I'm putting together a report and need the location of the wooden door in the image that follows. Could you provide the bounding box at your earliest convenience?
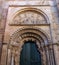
[20,41,41,65]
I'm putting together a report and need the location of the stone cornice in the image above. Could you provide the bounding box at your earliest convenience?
[9,24,50,26]
[3,1,50,8]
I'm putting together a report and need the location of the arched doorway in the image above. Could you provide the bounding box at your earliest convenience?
[6,8,51,65]
[20,41,41,65]
[8,27,50,65]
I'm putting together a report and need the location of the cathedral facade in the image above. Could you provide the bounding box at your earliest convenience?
[0,0,59,65]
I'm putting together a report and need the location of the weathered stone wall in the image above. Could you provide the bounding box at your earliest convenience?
[0,0,59,65]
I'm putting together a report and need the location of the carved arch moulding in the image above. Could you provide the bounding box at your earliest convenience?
[7,27,51,65]
[9,8,50,26]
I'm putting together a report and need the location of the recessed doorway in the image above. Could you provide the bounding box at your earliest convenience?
[20,41,42,65]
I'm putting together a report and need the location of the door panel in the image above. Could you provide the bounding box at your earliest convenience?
[20,41,41,65]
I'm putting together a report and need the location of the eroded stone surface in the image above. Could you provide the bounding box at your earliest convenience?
[0,0,59,65]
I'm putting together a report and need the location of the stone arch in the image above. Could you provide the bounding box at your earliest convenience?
[10,27,50,43]
[9,8,49,25]
[7,27,51,65]
[13,7,49,23]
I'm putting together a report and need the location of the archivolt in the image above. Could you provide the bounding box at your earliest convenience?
[10,27,51,45]
[9,27,50,65]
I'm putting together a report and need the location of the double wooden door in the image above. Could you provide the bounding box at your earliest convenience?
[20,41,41,65]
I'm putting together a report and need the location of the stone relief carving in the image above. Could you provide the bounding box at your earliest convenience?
[9,11,47,25]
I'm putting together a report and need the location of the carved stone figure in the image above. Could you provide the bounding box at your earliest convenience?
[9,11,47,25]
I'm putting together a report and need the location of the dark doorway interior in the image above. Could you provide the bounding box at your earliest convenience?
[20,41,41,65]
